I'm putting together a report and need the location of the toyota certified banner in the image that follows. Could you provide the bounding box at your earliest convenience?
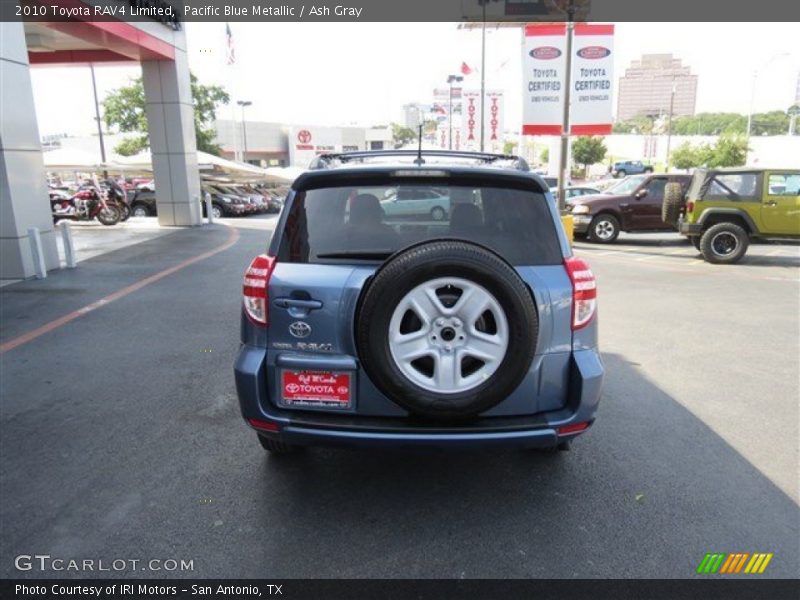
[522,23,614,136]
[522,24,568,135]
[570,23,615,134]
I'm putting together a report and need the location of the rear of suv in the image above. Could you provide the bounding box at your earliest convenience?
[667,168,800,263]
[234,151,604,454]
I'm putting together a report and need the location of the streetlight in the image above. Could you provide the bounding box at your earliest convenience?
[446,74,463,150]
[237,100,252,163]
[746,53,789,155]
[665,81,676,172]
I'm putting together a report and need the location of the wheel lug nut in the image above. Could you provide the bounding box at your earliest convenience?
[436,318,444,326]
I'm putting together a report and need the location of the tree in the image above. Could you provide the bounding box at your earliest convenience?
[540,147,549,164]
[503,141,517,155]
[103,73,230,156]
[670,142,705,171]
[707,133,748,168]
[572,136,607,175]
[390,123,417,148]
[613,114,656,134]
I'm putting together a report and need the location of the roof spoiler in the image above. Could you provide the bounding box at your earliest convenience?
[308,150,531,173]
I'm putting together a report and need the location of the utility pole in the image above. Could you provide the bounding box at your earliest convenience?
[480,0,486,151]
[665,82,676,172]
[237,100,252,162]
[447,74,463,150]
[557,1,576,213]
[89,64,107,176]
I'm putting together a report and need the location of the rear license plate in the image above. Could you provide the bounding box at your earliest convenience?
[280,370,353,410]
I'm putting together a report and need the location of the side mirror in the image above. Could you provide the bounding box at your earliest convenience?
[635,189,648,199]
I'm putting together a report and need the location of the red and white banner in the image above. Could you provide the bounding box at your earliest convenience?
[522,23,567,136]
[460,90,505,151]
[569,23,614,135]
[522,23,614,137]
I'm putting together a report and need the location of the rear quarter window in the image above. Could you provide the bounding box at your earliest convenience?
[277,182,562,266]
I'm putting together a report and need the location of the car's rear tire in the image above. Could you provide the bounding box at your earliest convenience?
[430,206,446,221]
[616,169,626,178]
[699,222,749,264]
[131,204,150,217]
[356,241,538,420]
[661,182,684,226]
[587,213,620,243]
[257,435,302,455]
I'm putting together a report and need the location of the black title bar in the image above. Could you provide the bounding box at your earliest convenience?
[3,0,800,23]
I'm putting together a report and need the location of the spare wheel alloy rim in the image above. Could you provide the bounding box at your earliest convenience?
[388,277,509,394]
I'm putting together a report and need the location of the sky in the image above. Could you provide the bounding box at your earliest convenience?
[30,22,800,137]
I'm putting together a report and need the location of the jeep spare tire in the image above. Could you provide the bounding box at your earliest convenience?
[661,181,685,226]
[356,241,538,419]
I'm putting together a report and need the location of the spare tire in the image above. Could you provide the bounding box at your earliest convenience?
[355,241,538,419]
[661,181,685,226]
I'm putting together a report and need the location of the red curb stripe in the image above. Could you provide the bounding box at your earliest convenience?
[0,225,240,355]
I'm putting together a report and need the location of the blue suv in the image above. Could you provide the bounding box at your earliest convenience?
[234,150,603,454]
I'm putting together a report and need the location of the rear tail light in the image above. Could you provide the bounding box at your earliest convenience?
[248,418,281,432]
[557,421,591,436]
[686,201,694,214]
[243,254,276,326]
[564,256,597,330]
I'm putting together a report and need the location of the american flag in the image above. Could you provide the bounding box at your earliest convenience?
[225,23,235,65]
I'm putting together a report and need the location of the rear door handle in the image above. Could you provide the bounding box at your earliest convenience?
[764,201,778,207]
[273,297,323,318]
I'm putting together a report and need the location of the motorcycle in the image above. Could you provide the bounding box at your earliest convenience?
[103,178,131,222]
[52,178,121,226]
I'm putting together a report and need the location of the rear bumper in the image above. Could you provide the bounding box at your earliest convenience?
[678,218,702,235]
[234,345,603,449]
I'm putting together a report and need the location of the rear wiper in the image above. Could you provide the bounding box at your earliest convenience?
[316,251,394,260]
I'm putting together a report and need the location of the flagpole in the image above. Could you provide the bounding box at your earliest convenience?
[225,22,240,161]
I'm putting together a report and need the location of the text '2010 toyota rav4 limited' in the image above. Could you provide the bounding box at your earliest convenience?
[234,150,603,454]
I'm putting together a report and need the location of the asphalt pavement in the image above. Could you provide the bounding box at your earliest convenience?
[1,220,798,578]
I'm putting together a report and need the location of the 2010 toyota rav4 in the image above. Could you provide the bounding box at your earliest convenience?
[234,150,603,454]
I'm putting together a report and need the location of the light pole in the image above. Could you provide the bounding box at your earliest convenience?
[479,0,486,151]
[557,1,576,213]
[665,81,676,172]
[237,100,252,162]
[746,53,789,159]
[447,74,463,150]
[89,64,107,176]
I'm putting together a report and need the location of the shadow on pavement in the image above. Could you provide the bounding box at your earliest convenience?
[240,353,799,578]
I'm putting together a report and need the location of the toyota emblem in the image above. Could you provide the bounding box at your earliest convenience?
[297,129,312,144]
[289,321,312,338]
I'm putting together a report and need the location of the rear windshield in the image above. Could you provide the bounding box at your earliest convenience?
[277,183,562,266]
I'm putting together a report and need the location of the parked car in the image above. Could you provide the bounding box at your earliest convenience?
[129,188,249,219]
[570,173,692,242]
[667,168,800,264]
[234,149,603,454]
[611,160,653,178]
[380,187,451,221]
[564,186,601,205]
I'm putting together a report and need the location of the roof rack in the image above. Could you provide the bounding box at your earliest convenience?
[308,150,531,172]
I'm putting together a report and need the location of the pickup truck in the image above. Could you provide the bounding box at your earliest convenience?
[612,160,653,178]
